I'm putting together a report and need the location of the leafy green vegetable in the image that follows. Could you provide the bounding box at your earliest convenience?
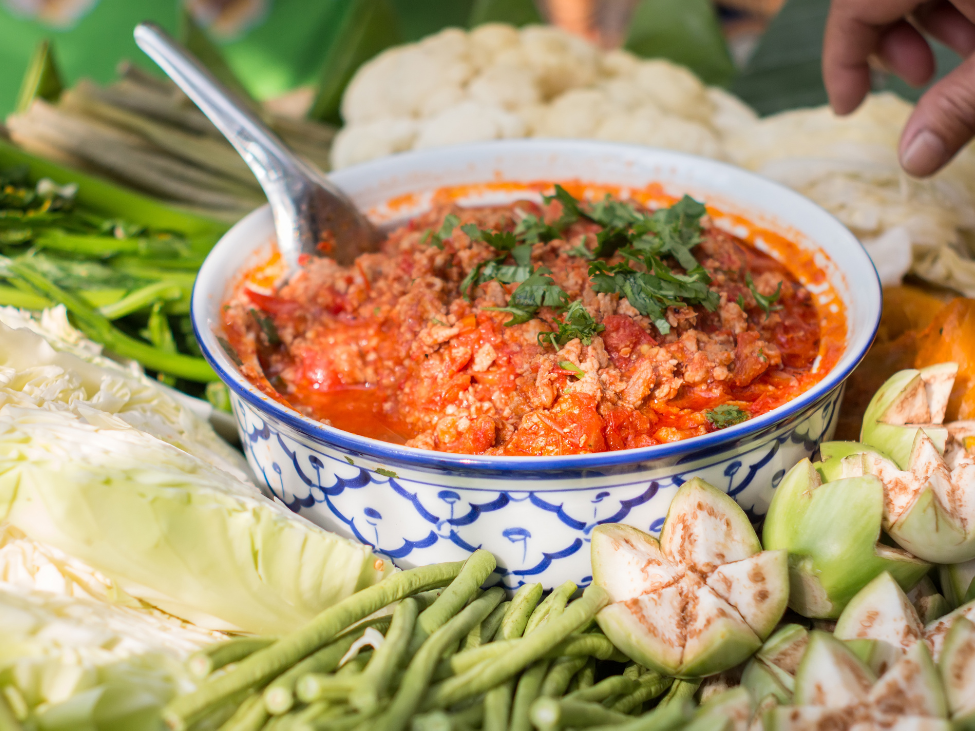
[558,361,586,379]
[422,213,461,250]
[745,273,783,317]
[0,320,393,635]
[706,404,749,429]
[538,301,605,349]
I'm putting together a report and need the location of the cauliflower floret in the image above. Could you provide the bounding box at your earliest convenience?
[413,101,527,150]
[340,30,474,124]
[330,118,418,169]
[594,106,724,159]
[519,24,600,99]
[532,89,614,139]
[468,23,522,69]
[468,62,541,111]
[629,59,713,126]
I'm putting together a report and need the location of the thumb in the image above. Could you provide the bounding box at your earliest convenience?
[900,51,975,177]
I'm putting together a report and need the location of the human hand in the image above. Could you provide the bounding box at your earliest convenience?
[823,0,975,176]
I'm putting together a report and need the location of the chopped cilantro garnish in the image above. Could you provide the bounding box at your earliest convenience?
[344,456,355,465]
[736,293,746,310]
[566,238,595,260]
[538,300,605,349]
[485,266,569,326]
[514,213,562,244]
[249,308,280,345]
[745,273,783,317]
[217,336,244,367]
[543,184,591,229]
[421,213,460,250]
[706,404,749,429]
[375,467,398,478]
[558,361,586,379]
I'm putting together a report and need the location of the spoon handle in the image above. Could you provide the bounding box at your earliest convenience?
[134,22,308,193]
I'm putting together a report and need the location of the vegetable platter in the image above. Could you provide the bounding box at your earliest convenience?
[2,288,975,731]
[8,9,975,731]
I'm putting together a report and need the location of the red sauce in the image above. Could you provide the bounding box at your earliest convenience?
[224,184,845,456]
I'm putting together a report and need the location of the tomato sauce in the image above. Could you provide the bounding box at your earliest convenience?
[223,184,845,456]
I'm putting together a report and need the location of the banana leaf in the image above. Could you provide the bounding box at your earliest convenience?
[624,0,736,86]
[14,39,63,114]
[732,0,961,116]
[307,0,403,124]
[0,138,228,244]
[468,0,542,28]
[178,8,261,112]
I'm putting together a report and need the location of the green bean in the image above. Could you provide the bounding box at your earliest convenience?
[540,657,588,698]
[287,701,344,729]
[586,700,695,731]
[292,709,369,731]
[411,711,452,731]
[510,660,550,731]
[189,637,277,679]
[524,581,576,635]
[623,663,642,680]
[163,561,464,731]
[297,675,358,704]
[610,673,673,714]
[423,586,610,710]
[568,675,638,704]
[408,550,497,655]
[216,693,267,731]
[370,587,505,731]
[350,598,419,712]
[681,714,733,731]
[658,679,701,709]
[98,281,182,319]
[263,617,391,715]
[576,657,596,690]
[482,682,513,731]
[496,584,543,641]
[451,630,624,674]
[529,698,630,730]
[460,601,509,651]
[0,691,22,731]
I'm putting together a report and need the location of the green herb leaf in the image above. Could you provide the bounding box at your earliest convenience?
[538,300,605,349]
[483,303,536,326]
[557,360,586,379]
[422,213,460,250]
[706,404,749,429]
[375,467,398,479]
[566,240,595,260]
[514,213,561,245]
[746,273,783,317]
[344,456,355,465]
[543,184,592,229]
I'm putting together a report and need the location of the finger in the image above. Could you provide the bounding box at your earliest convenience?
[913,0,975,56]
[823,0,924,114]
[900,51,975,176]
[876,20,936,87]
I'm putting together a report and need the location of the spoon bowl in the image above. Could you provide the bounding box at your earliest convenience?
[133,22,379,271]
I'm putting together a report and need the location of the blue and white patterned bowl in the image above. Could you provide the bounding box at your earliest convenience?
[192,140,880,590]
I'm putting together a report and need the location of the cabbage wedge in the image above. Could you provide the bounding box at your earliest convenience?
[0,319,392,634]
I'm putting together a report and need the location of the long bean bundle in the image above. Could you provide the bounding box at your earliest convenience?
[158,552,722,731]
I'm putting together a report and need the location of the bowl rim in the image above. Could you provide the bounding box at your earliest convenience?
[192,139,881,472]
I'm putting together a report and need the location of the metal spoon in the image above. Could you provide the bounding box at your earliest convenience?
[133,22,379,272]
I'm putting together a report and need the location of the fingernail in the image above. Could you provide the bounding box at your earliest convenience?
[901,129,947,177]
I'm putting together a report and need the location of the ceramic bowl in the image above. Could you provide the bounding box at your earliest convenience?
[192,140,880,590]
